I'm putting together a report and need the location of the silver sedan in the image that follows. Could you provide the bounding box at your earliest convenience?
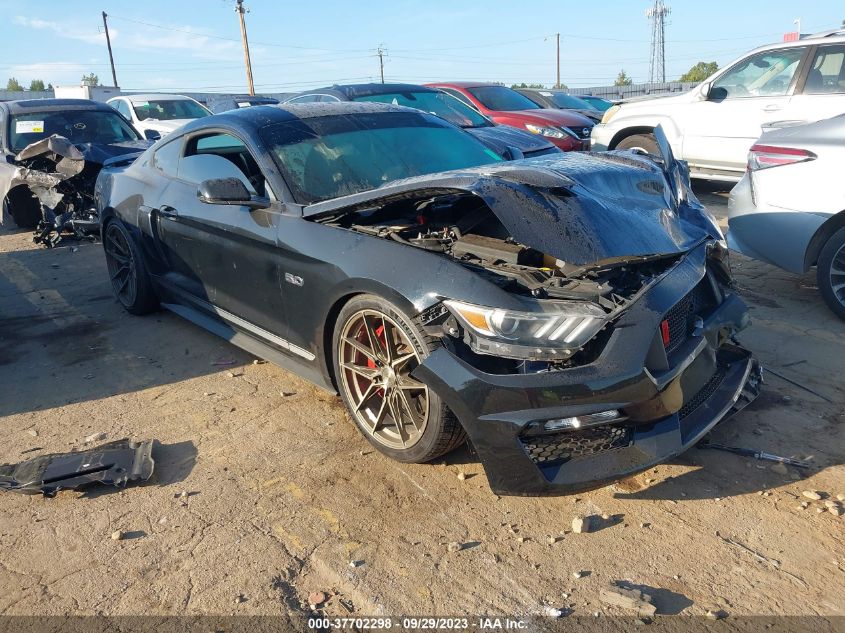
[728,115,845,319]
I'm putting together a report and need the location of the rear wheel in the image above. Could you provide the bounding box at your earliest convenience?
[103,220,158,315]
[817,226,845,320]
[332,295,465,463]
[616,133,659,156]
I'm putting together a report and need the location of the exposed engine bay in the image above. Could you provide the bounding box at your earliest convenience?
[325,192,686,312]
[2,135,145,248]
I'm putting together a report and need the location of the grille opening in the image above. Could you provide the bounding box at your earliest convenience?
[663,279,716,355]
[519,424,632,466]
[678,367,727,420]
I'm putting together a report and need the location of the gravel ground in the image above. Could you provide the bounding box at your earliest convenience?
[0,184,843,623]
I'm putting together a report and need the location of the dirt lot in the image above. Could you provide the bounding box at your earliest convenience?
[0,185,843,624]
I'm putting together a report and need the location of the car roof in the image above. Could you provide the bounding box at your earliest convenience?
[117,93,197,103]
[426,81,500,89]
[302,83,438,100]
[177,101,421,134]
[740,30,845,57]
[1,98,114,115]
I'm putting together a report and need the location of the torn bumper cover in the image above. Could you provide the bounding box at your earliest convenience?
[413,244,761,496]
[0,439,154,497]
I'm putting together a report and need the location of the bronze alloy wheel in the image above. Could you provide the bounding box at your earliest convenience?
[338,309,429,450]
[104,222,138,308]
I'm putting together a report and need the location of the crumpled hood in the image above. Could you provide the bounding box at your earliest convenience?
[71,139,152,165]
[466,124,557,155]
[305,149,719,268]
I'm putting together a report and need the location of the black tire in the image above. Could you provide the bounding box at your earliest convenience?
[4,190,41,229]
[616,133,659,156]
[103,219,159,315]
[816,226,845,320]
[332,294,466,463]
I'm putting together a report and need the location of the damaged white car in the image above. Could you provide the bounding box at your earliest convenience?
[0,98,151,247]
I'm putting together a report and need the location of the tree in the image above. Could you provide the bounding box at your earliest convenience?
[679,61,719,82]
[6,77,24,91]
[29,79,46,91]
[81,73,100,86]
[614,70,633,87]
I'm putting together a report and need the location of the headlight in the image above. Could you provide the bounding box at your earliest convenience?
[444,299,608,361]
[600,105,621,124]
[524,123,579,140]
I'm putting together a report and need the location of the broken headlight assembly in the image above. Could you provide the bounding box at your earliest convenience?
[444,299,608,361]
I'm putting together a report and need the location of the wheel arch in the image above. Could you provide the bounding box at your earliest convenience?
[608,126,656,150]
[318,281,422,392]
[804,209,845,271]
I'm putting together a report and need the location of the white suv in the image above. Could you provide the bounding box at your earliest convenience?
[591,30,845,181]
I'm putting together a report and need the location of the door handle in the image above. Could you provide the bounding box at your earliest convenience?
[762,104,781,112]
[159,205,179,219]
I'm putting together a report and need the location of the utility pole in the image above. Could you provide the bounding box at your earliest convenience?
[555,33,560,89]
[377,47,385,84]
[235,0,255,95]
[102,11,118,88]
[646,1,671,83]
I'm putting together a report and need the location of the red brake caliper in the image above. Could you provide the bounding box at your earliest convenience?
[363,324,387,396]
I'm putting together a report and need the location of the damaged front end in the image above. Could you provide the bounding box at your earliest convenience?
[4,135,145,248]
[312,127,761,495]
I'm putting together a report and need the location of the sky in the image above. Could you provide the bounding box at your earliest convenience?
[0,0,842,94]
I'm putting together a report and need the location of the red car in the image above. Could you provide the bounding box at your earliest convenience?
[426,82,593,152]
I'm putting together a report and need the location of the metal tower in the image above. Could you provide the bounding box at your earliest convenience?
[646,1,671,83]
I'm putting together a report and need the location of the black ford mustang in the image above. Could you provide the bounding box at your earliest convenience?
[95,102,761,495]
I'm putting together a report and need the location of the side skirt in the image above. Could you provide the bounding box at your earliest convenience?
[161,301,336,394]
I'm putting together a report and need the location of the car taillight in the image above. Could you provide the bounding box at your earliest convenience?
[747,144,816,171]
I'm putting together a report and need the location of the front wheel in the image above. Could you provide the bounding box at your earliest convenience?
[616,133,659,156]
[103,220,159,315]
[817,226,845,320]
[332,295,465,463]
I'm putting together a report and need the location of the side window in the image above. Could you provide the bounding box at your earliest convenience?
[712,48,805,98]
[180,132,262,195]
[151,138,182,176]
[441,88,478,110]
[804,45,845,94]
[114,100,132,120]
[286,95,319,104]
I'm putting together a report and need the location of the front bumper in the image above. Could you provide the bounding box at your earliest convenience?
[413,246,761,495]
[590,123,612,151]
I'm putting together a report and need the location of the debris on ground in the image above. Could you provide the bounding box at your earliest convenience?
[572,515,594,533]
[447,542,463,552]
[0,439,154,497]
[308,591,328,607]
[599,584,657,618]
[572,571,585,579]
[349,560,364,568]
[110,530,123,541]
[706,609,727,620]
[802,490,823,500]
[84,432,108,443]
[698,441,811,469]
[27,429,38,437]
[234,594,246,604]
[457,471,466,481]
[542,606,563,618]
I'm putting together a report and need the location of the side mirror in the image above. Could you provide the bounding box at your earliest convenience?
[144,129,161,141]
[198,178,266,208]
[698,82,712,100]
[502,146,525,161]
